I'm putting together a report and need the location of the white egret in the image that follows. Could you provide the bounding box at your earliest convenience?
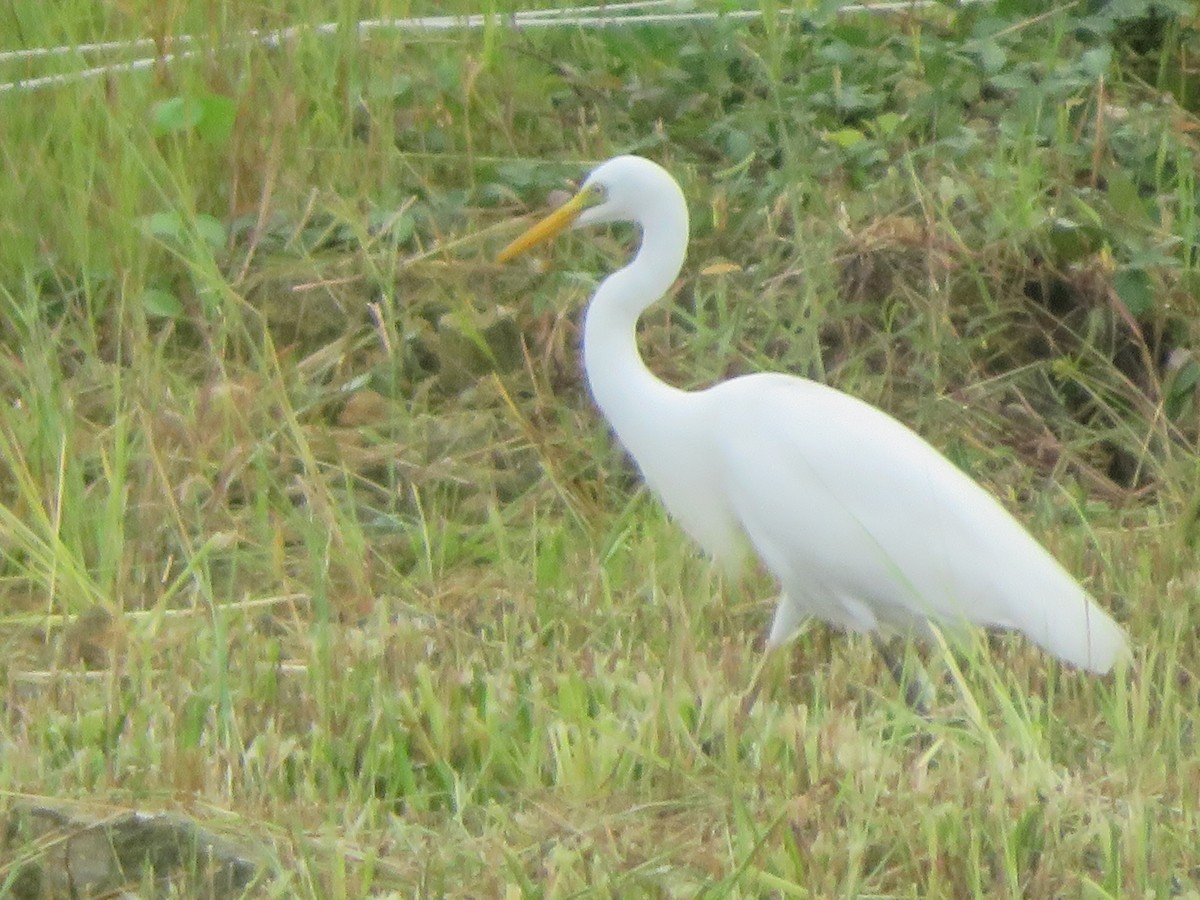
[497,155,1129,677]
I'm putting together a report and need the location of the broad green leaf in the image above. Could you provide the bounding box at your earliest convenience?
[975,39,1008,75]
[196,93,236,145]
[152,93,235,144]
[1106,171,1150,222]
[142,287,183,318]
[872,112,903,137]
[139,211,187,242]
[1114,267,1153,317]
[194,214,228,250]
[152,96,202,134]
[1079,45,1112,79]
[824,128,866,149]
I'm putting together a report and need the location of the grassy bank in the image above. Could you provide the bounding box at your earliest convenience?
[2,1,1199,896]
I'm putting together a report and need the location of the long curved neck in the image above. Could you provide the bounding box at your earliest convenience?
[582,196,690,446]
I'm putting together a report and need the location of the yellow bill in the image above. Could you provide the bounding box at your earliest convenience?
[496,187,594,263]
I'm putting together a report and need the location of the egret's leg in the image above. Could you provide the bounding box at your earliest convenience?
[767,593,805,647]
[874,636,934,716]
[738,595,794,717]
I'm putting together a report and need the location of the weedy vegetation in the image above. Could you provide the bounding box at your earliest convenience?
[1,0,1199,896]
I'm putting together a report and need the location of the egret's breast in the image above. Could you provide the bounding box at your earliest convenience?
[637,448,745,568]
[611,394,746,569]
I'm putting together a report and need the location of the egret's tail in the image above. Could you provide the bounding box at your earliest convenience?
[1029,598,1130,674]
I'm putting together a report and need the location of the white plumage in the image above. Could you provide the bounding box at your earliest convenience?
[499,154,1129,674]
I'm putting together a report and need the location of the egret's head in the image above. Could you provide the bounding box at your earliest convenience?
[496,155,672,263]
[574,155,673,227]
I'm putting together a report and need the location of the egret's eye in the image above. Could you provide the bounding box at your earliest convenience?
[582,184,607,208]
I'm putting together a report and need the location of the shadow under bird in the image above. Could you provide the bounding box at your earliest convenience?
[497,154,1129,681]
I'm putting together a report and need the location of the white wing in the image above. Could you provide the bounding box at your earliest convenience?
[701,372,1127,673]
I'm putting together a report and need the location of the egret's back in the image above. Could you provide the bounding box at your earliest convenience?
[701,373,1128,673]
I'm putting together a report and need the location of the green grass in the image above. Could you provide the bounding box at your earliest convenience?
[2,0,1199,896]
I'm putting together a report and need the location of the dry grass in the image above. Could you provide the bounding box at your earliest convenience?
[2,1,1200,897]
